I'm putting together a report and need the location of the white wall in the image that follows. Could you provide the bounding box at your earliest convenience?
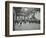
[0,0,46,38]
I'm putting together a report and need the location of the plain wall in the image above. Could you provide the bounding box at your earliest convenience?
[0,0,46,38]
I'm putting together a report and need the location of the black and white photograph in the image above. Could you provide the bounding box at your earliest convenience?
[13,7,40,31]
[5,1,45,37]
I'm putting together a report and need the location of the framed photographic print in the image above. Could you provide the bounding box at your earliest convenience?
[5,1,45,37]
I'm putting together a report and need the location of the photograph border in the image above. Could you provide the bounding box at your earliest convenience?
[5,1,45,37]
